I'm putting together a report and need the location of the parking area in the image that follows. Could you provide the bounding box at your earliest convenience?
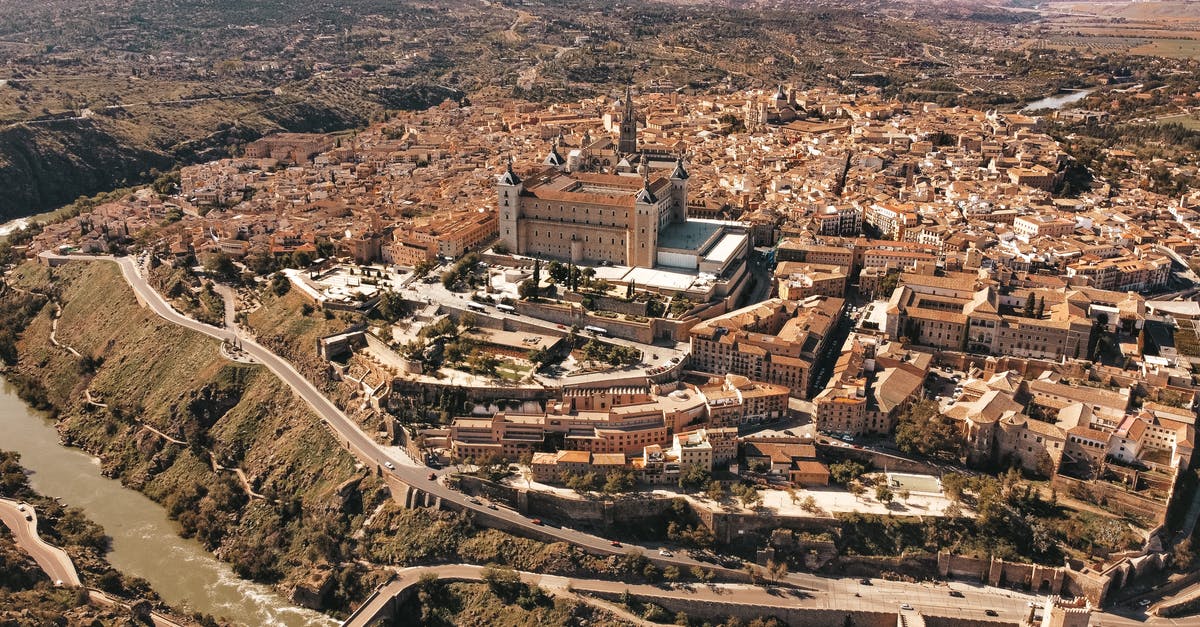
[926,366,966,406]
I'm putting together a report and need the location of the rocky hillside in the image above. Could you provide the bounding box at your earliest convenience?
[5,260,390,614]
[0,99,361,221]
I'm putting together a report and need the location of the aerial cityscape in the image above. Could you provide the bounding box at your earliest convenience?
[2,0,1200,626]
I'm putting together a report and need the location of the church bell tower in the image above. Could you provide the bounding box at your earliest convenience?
[618,87,638,155]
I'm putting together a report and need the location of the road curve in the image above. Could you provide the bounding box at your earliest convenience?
[0,497,81,586]
[36,254,1173,626]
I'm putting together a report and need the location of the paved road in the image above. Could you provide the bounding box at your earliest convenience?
[38,253,1183,626]
[0,497,187,627]
[0,497,80,586]
[344,563,1182,627]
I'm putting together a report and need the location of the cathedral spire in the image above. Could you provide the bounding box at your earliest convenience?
[618,86,638,155]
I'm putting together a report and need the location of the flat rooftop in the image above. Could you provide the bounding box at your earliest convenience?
[657,219,722,252]
[704,232,747,265]
[622,266,704,291]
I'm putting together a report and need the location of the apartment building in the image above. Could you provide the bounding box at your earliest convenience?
[884,284,1092,361]
[812,335,929,436]
[1013,214,1075,241]
[689,296,845,399]
[774,261,848,299]
[699,374,790,426]
[1065,254,1171,293]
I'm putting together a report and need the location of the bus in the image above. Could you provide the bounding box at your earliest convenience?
[466,301,488,312]
[495,303,516,313]
[583,325,608,336]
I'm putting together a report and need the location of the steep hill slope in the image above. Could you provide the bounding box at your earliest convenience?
[6,260,388,613]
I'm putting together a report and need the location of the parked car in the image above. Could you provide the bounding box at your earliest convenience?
[611,541,622,547]
[985,610,998,616]
[383,461,395,470]
[427,472,437,480]
[531,518,543,525]
[900,603,914,611]
[949,590,964,598]
[659,549,673,557]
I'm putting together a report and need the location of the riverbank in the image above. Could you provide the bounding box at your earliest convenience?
[0,449,198,624]
[1022,87,1098,112]
[1,259,388,623]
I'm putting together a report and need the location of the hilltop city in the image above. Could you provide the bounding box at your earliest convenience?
[3,1,1200,626]
[6,77,1200,625]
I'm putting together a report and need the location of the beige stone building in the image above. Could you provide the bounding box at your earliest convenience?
[689,297,845,399]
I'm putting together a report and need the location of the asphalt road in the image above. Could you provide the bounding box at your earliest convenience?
[344,562,1180,627]
[40,253,1185,626]
[0,497,81,586]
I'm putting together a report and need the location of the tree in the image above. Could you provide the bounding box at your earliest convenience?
[678,464,710,491]
[1174,537,1196,571]
[518,278,539,300]
[604,469,636,494]
[1022,295,1035,318]
[546,261,565,283]
[663,565,681,582]
[894,399,963,460]
[875,483,894,505]
[766,559,789,581]
[566,471,598,496]
[705,480,727,503]
[944,502,963,518]
[941,472,967,503]
[480,564,523,602]
[735,484,763,510]
[376,290,408,322]
[848,481,866,501]
[878,270,901,296]
[528,346,553,369]
[1034,296,1045,318]
[897,489,911,503]
[829,460,866,485]
[204,253,238,282]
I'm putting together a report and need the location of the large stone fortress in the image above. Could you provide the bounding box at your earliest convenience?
[497,92,748,274]
[496,159,688,268]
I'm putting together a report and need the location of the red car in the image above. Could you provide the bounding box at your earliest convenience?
[427,472,436,480]
[610,541,622,547]
[531,518,543,525]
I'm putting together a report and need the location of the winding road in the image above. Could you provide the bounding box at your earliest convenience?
[0,497,80,586]
[34,253,1186,627]
[0,498,188,627]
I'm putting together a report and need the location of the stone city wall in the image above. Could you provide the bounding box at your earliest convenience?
[586,589,897,627]
[1051,473,1169,525]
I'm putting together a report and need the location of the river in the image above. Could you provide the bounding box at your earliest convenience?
[0,376,339,627]
[1021,88,1096,112]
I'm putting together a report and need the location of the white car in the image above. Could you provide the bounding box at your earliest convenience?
[659,549,673,557]
[900,603,914,610]
[383,461,395,470]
